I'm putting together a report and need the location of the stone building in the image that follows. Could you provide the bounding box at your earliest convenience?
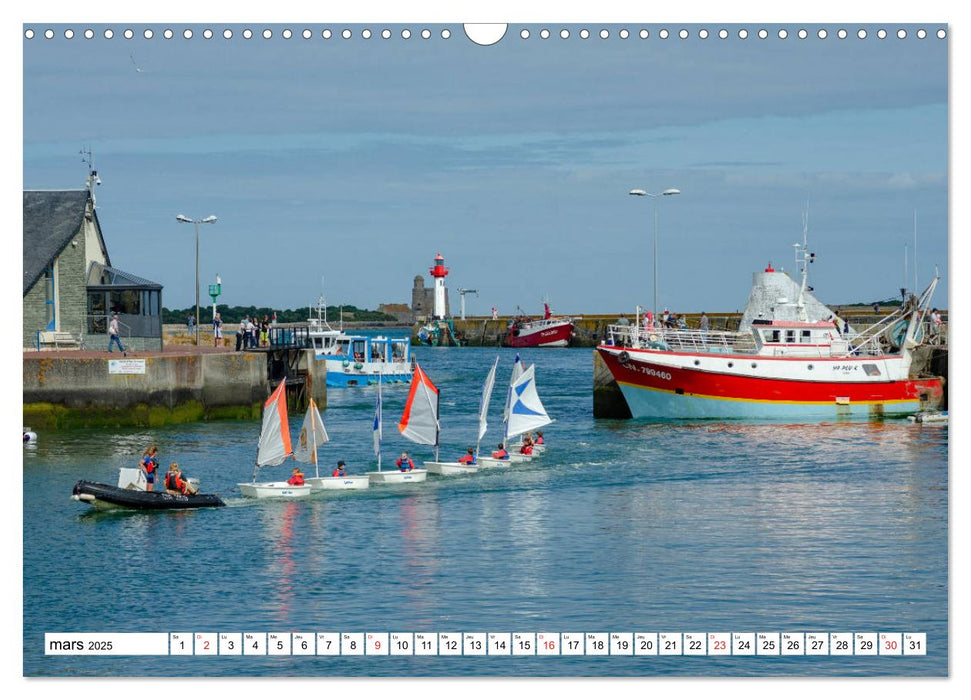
[23,186,164,351]
[411,274,449,321]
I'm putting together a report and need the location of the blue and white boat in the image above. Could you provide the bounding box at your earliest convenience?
[307,300,413,387]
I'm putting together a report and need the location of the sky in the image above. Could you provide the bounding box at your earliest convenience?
[22,19,948,317]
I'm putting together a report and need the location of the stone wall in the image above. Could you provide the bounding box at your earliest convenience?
[24,351,269,428]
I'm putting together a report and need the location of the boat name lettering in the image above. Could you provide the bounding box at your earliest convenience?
[835,365,858,372]
[636,365,672,381]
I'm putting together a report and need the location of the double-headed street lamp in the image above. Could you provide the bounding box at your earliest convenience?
[629,188,681,320]
[176,213,218,345]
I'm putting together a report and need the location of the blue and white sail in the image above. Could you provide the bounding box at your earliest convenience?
[504,364,552,441]
[476,356,501,456]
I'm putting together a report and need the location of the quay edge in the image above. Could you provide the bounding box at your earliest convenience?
[22,349,326,430]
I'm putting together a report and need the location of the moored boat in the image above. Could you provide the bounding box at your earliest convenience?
[597,238,945,420]
[503,303,574,348]
[307,297,412,387]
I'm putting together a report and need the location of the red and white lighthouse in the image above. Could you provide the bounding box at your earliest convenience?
[429,253,449,320]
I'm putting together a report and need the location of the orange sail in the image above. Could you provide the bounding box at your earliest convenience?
[398,363,439,446]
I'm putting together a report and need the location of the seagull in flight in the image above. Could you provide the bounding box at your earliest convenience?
[130,53,144,73]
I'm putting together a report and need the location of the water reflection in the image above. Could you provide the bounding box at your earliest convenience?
[257,501,299,625]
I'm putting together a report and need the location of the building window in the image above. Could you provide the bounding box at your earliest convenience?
[109,290,141,315]
[44,266,56,330]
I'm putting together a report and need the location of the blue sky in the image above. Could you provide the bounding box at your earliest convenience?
[23,22,948,314]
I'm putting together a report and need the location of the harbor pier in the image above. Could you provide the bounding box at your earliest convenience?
[23,343,325,429]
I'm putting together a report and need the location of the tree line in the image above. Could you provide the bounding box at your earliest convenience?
[162,305,397,325]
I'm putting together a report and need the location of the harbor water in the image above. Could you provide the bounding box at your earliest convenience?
[23,346,948,676]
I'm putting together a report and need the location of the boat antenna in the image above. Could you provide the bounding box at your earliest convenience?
[914,210,918,294]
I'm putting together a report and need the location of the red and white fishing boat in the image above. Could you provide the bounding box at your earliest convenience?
[597,240,944,420]
[504,303,574,348]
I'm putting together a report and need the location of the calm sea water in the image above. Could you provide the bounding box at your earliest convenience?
[22,346,948,676]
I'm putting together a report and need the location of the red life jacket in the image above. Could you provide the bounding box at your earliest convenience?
[492,449,508,459]
[332,468,345,477]
[141,456,157,474]
[165,472,183,492]
[535,436,544,445]
[397,458,414,471]
[288,474,304,485]
[520,444,533,455]
[458,454,474,464]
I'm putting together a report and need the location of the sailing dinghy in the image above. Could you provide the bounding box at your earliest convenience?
[367,373,428,484]
[298,398,369,490]
[238,381,312,498]
[425,356,501,476]
[478,363,552,467]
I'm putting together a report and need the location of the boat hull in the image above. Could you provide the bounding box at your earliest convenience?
[366,469,428,484]
[238,482,312,499]
[424,461,478,475]
[71,480,225,511]
[504,320,574,348]
[475,457,515,468]
[597,346,944,420]
[319,358,411,387]
[305,475,370,490]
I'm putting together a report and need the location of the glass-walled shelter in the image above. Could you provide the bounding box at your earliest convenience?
[86,262,163,351]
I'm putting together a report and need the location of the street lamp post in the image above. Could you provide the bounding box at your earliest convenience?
[176,214,218,345]
[629,188,680,320]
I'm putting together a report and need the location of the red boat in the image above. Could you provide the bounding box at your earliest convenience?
[504,304,575,348]
[597,240,945,420]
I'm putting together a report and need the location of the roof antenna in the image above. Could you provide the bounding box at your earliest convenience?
[80,147,101,208]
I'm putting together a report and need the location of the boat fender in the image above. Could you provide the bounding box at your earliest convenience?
[354,362,363,370]
[618,351,630,365]
[342,360,350,367]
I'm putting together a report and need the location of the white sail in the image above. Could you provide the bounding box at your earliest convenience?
[398,363,439,446]
[257,381,292,468]
[293,399,328,474]
[478,356,500,443]
[504,364,552,440]
[502,354,526,423]
[373,376,383,469]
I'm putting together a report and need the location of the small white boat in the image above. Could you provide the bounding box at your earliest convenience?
[475,457,515,469]
[368,469,428,484]
[238,381,312,499]
[23,427,38,444]
[294,398,370,491]
[908,411,948,424]
[305,475,371,490]
[366,372,429,485]
[238,481,310,499]
[425,461,478,476]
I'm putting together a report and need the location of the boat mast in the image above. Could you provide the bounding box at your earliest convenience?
[794,206,812,323]
[311,398,320,479]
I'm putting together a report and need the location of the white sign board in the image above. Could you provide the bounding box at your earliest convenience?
[108,359,146,375]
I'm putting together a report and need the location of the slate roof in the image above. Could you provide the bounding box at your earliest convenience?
[87,261,162,289]
[23,190,109,295]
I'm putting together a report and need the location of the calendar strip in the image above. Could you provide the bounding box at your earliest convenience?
[44,632,927,656]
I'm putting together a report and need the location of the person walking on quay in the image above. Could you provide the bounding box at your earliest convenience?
[261,315,270,347]
[187,313,195,335]
[107,313,125,354]
[213,313,223,347]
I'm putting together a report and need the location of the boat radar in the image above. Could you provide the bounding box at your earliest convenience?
[429,252,450,320]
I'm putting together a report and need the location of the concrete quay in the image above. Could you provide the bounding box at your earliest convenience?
[23,345,326,429]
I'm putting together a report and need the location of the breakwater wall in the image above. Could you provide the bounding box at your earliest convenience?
[23,349,326,429]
